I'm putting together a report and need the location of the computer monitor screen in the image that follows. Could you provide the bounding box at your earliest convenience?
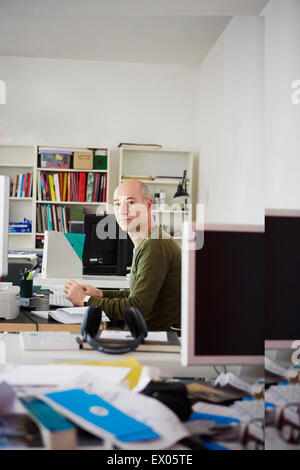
[82,214,134,276]
[265,210,300,349]
[0,175,9,278]
[181,223,264,366]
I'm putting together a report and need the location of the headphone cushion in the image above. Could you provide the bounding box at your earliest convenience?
[123,307,147,338]
[84,305,102,338]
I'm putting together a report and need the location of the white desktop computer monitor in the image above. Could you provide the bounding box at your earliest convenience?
[181,222,264,368]
[265,209,300,350]
[0,175,9,278]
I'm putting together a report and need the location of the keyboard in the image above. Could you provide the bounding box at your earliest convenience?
[20,331,80,350]
[49,293,73,308]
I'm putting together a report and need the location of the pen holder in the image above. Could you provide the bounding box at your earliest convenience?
[30,295,50,311]
[20,279,33,298]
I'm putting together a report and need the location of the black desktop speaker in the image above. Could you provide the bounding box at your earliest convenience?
[78,305,148,354]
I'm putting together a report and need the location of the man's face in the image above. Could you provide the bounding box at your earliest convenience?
[113,182,149,234]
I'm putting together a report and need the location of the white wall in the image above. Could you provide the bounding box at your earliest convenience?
[0,56,197,200]
[262,0,300,210]
[195,16,265,225]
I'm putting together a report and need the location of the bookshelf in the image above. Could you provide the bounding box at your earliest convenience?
[119,145,194,240]
[0,145,35,249]
[0,144,110,250]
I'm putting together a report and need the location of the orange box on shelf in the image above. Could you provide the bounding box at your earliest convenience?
[73,152,93,170]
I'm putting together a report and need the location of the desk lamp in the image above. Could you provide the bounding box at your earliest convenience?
[173,170,189,211]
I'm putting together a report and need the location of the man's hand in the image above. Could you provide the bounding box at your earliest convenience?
[64,280,86,307]
[80,284,103,297]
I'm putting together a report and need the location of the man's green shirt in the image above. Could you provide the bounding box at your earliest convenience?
[87,226,181,330]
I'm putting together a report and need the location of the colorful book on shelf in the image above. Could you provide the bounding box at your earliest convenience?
[86,172,94,202]
[26,173,32,197]
[67,172,71,202]
[19,174,24,197]
[53,173,61,202]
[22,174,27,197]
[47,204,53,231]
[48,174,56,201]
[59,173,64,201]
[63,173,68,202]
[98,174,103,202]
[11,175,18,197]
[78,172,87,202]
[103,173,107,202]
[93,173,99,202]
[40,173,46,200]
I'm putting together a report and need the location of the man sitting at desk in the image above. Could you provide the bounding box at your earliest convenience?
[64,180,181,331]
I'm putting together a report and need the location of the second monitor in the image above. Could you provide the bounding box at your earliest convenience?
[82,214,134,276]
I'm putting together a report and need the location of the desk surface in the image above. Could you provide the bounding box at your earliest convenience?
[0,310,82,333]
[0,311,37,332]
[1,332,217,379]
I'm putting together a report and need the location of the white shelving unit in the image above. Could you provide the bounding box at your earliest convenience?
[0,144,110,250]
[0,145,35,250]
[119,146,194,240]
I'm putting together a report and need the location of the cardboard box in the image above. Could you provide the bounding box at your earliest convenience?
[73,152,93,170]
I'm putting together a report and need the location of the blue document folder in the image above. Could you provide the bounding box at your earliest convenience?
[45,388,160,442]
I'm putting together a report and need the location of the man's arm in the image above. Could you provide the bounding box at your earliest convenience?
[88,288,130,303]
[87,241,168,322]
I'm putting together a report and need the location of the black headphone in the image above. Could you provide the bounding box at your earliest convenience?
[78,305,148,354]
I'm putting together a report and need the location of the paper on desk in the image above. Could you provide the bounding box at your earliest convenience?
[214,372,259,396]
[0,364,130,387]
[193,401,242,420]
[30,307,110,324]
[100,330,168,343]
[265,357,299,381]
[55,357,160,391]
[36,374,189,450]
[265,426,300,450]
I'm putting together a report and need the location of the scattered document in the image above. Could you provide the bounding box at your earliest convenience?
[0,365,130,388]
[30,307,110,324]
[0,382,16,413]
[265,427,300,450]
[193,401,242,420]
[100,331,168,343]
[265,357,299,381]
[214,372,262,396]
[36,374,189,450]
[56,357,157,391]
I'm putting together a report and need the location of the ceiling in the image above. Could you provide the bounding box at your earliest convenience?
[0,0,269,65]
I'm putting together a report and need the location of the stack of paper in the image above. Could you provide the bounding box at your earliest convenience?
[35,375,189,449]
[56,358,160,392]
[1,364,130,388]
[31,307,110,324]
